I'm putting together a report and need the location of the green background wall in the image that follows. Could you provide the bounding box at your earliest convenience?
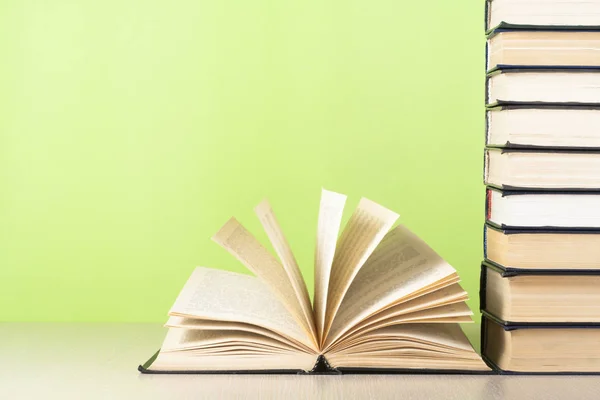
[0,1,485,322]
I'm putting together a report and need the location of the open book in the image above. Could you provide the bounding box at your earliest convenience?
[139,189,489,373]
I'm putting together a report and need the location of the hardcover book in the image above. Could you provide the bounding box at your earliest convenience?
[485,0,600,33]
[480,260,600,323]
[484,224,600,270]
[487,30,600,71]
[485,187,600,230]
[482,313,600,374]
[139,189,489,374]
[484,147,600,190]
[486,68,600,107]
[486,104,600,149]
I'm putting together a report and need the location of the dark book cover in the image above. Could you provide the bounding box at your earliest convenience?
[138,351,493,375]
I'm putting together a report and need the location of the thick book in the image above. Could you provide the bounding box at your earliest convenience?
[484,224,600,271]
[138,189,490,374]
[487,30,600,71]
[486,67,600,107]
[485,187,600,230]
[486,104,600,150]
[484,147,600,190]
[485,0,600,33]
[481,312,600,374]
[480,260,600,324]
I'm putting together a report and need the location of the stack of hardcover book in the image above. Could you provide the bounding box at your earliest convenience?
[481,0,600,374]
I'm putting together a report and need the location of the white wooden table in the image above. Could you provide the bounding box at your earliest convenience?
[1,322,599,399]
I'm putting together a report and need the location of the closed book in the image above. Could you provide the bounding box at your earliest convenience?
[484,148,600,190]
[484,224,600,271]
[485,0,600,33]
[482,313,600,374]
[486,67,600,107]
[485,187,600,230]
[486,104,600,150]
[480,260,600,324]
[487,30,600,71]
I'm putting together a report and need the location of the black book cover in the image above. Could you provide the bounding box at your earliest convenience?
[485,181,600,200]
[138,351,494,375]
[485,222,600,236]
[480,258,600,279]
[138,352,339,375]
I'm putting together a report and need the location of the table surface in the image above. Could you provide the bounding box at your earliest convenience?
[2,322,600,400]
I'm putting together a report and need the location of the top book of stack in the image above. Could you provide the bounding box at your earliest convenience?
[486,0,600,32]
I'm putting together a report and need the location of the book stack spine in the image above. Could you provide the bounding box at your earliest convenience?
[480,1,600,374]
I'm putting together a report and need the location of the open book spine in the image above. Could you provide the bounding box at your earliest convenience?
[138,352,341,375]
[138,351,494,375]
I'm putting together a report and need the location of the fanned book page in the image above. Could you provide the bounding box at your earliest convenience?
[139,189,490,374]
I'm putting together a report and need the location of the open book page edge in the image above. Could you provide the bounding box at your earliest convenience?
[147,350,318,373]
[211,218,317,348]
[165,316,309,353]
[323,197,400,339]
[314,188,347,345]
[254,199,317,340]
[325,323,490,371]
[330,283,469,347]
[167,266,315,351]
[324,224,461,348]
